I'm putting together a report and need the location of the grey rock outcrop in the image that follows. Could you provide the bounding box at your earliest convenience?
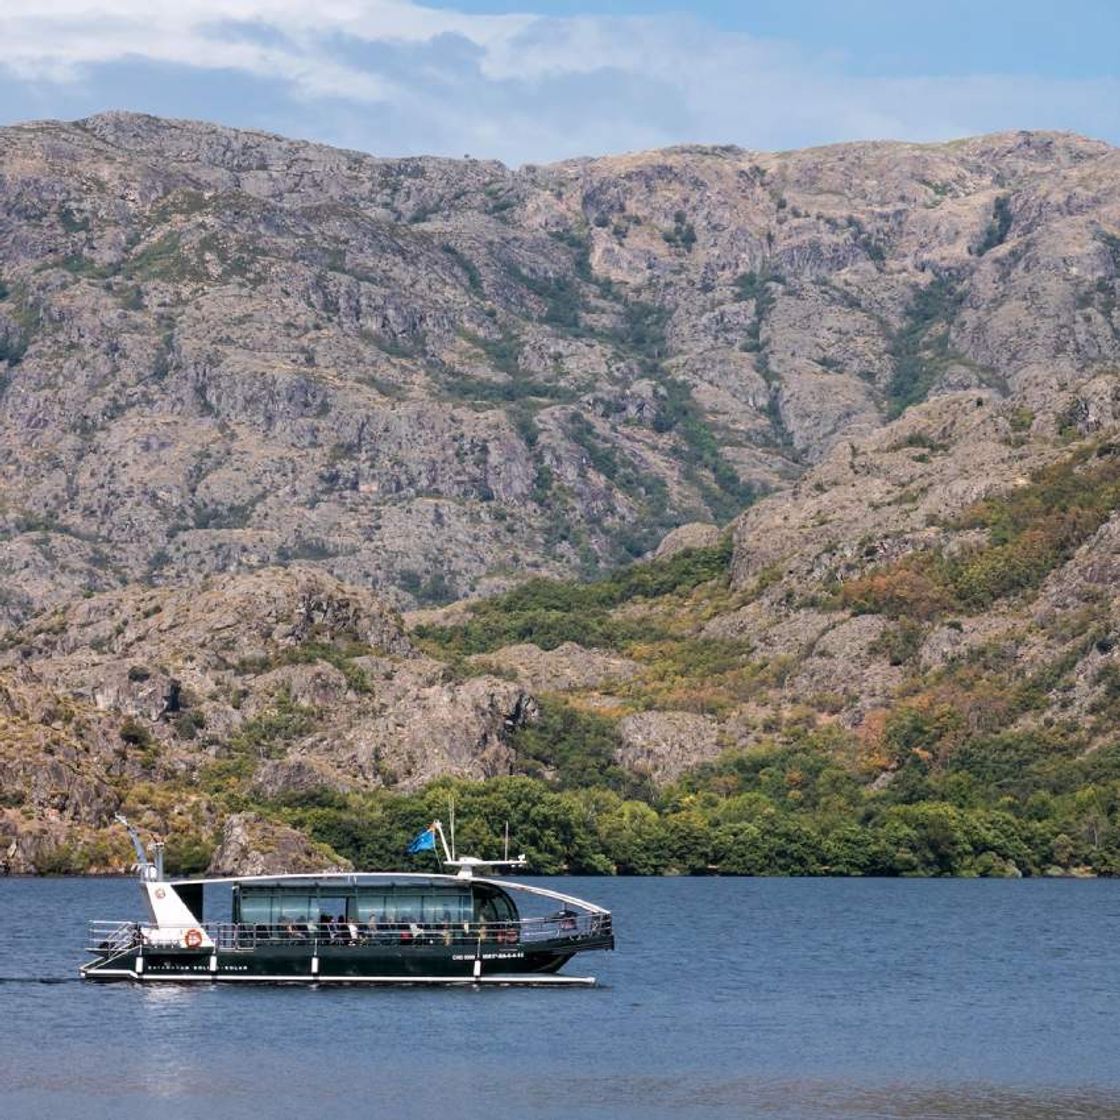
[617,710,723,783]
[652,523,722,560]
[473,642,639,692]
[207,812,353,876]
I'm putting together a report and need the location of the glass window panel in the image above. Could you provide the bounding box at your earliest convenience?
[390,893,423,923]
[355,893,388,922]
[277,895,314,921]
[238,892,272,925]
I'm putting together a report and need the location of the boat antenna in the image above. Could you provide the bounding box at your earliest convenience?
[449,796,457,861]
[115,813,158,881]
[431,819,454,864]
[504,821,510,861]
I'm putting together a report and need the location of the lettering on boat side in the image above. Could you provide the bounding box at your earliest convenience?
[452,952,525,961]
[146,963,251,972]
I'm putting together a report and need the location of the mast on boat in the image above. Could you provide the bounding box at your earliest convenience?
[115,814,163,881]
[428,817,526,879]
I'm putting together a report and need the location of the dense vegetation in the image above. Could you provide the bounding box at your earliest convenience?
[414,537,733,657]
[197,720,1120,878]
[840,442,1120,618]
[885,275,966,419]
[363,444,1120,879]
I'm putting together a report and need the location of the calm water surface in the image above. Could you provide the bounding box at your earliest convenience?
[2,877,1119,1119]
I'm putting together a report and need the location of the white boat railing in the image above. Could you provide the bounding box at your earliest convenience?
[87,912,612,953]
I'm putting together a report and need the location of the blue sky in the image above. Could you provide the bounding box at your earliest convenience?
[1,1,1117,164]
[433,1,1119,79]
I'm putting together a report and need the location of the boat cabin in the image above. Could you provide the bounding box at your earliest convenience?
[228,876,517,930]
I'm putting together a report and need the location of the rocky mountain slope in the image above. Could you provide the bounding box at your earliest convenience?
[3,114,1120,873]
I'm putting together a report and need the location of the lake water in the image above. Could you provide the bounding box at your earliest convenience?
[2,876,1119,1120]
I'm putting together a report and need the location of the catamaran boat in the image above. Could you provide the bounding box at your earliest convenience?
[81,817,614,987]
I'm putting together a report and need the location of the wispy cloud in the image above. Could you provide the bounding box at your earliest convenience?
[1,1,1116,163]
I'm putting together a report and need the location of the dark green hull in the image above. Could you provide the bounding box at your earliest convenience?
[82,935,612,984]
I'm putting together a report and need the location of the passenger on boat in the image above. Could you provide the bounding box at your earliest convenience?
[330,914,352,944]
[437,910,454,946]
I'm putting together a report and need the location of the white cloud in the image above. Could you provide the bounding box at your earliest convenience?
[0,0,1116,163]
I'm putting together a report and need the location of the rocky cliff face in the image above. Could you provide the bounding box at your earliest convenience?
[3,115,1117,628]
[0,566,535,869]
[3,114,1120,871]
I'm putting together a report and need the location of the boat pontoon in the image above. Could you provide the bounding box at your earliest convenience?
[81,817,614,987]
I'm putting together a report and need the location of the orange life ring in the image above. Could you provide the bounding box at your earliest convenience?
[184,928,204,949]
[497,927,519,945]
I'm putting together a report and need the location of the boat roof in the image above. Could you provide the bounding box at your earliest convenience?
[165,871,609,914]
[169,871,485,889]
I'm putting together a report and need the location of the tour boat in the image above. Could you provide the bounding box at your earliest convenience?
[81,817,614,987]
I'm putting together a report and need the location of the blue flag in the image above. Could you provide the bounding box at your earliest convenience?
[407,826,437,854]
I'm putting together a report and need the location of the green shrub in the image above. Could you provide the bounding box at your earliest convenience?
[842,444,1120,618]
[414,537,732,657]
[119,717,152,747]
[975,195,1013,256]
[868,620,926,665]
[511,698,644,795]
[886,275,965,418]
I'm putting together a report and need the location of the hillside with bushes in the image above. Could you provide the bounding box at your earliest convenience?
[3,115,1120,875]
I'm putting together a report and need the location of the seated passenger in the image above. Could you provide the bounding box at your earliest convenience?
[438,909,453,946]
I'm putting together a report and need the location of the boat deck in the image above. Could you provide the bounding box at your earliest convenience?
[86,913,612,952]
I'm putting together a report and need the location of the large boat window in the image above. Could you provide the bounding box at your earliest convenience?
[355,890,471,925]
[237,891,319,925]
[282,896,316,921]
[238,892,276,925]
[235,884,475,926]
[474,886,517,924]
